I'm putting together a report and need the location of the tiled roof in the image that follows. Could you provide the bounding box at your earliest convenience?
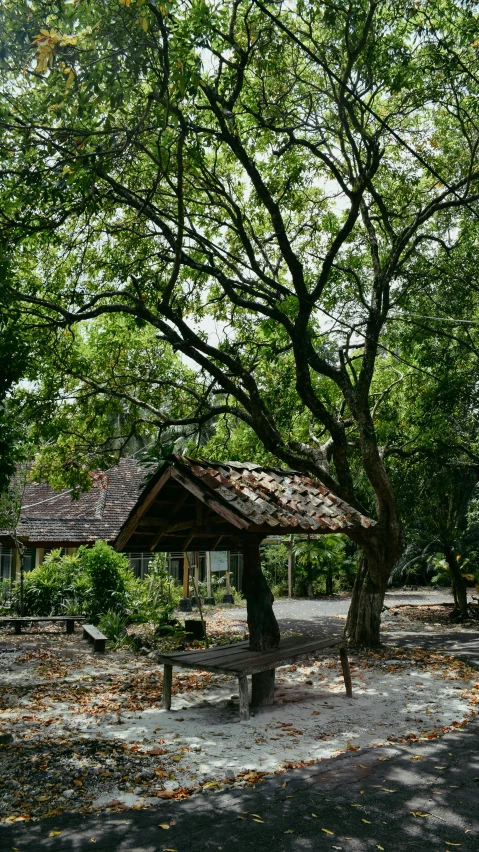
[0,459,147,546]
[173,456,373,533]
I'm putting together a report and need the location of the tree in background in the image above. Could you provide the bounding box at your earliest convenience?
[4,1,479,643]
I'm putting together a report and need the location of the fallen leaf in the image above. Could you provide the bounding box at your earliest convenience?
[49,831,62,837]
[445,844,461,846]
[377,846,384,851]
[410,811,430,818]
[73,779,83,786]
[284,830,294,834]
[410,755,424,761]
[159,824,170,830]
[252,818,264,823]
[362,819,371,824]
[312,813,317,817]
[321,828,334,834]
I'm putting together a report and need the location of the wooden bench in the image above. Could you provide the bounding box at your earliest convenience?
[0,616,84,635]
[82,624,107,653]
[157,634,353,721]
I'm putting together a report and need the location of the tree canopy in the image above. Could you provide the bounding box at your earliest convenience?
[3,0,479,643]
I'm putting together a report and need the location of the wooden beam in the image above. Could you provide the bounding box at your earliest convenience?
[148,491,192,551]
[211,535,223,551]
[171,468,249,529]
[182,531,195,550]
[115,467,172,550]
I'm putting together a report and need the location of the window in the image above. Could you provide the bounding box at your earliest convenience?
[127,552,155,580]
[0,546,13,580]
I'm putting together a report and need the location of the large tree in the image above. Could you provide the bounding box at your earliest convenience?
[2,0,479,644]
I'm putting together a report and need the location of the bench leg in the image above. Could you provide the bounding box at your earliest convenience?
[66,620,74,635]
[340,646,353,697]
[251,669,275,707]
[238,675,249,721]
[13,621,21,635]
[163,664,172,710]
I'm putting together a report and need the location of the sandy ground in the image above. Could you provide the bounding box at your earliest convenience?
[1,618,478,823]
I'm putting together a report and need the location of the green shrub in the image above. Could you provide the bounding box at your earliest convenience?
[98,609,128,642]
[12,541,141,620]
[140,556,182,625]
[77,540,134,620]
[13,549,83,616]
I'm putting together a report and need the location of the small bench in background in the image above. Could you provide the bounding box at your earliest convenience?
[0,616,84,635]
[82,624,107,653]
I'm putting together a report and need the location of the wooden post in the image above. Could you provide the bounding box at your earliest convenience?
[238,674,249,721]
[225,552,231,595]
[163,663,173,710]
[287,535,293,598]
[183,552,190,599]
[340,646,353,697]
[194,551,199,600]
[206,551,212,598]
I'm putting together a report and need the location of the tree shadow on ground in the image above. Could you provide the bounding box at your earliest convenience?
[1,721,478,851]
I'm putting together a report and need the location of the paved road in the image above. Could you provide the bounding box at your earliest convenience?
[2,722,478,851]
[3,590,479,852]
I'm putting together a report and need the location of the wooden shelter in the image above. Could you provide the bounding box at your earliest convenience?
[114,455,375,656]
[114,455,374,553]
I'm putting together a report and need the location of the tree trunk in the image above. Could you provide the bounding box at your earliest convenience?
[242,536,280,651]
[444,547,468,619]
[345,526,401,646]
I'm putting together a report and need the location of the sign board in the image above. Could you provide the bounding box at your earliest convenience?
[210,551,228,573]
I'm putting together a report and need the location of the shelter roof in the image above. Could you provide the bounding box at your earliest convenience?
[115,455,374,552]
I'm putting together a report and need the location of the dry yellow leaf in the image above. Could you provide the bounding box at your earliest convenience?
[362,819,371,824]
[311,813,317,817]
[252,818,264,823]
[377,846,384,851]
[159,824,170,830]
[410,755,424,761]
[321,828,334,834]
[49,831,62,837]
[284,830,294,834]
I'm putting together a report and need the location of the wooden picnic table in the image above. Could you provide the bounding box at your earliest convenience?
[157,634,353,721]
[0,616,85,635]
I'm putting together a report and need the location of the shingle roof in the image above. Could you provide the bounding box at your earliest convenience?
[0,459,147,547]
[171,456,374,533]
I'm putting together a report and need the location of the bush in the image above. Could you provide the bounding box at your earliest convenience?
[98,609,128,642]
[77,540,133,619]
[12,541,141,620]
[13,549,83,616]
